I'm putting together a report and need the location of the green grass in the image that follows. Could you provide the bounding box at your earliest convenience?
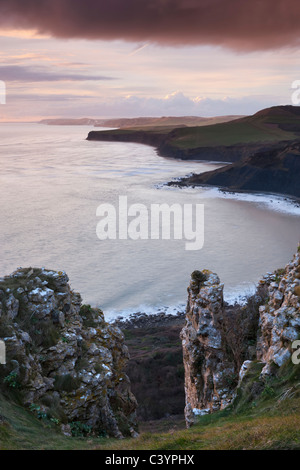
[1,396,299,450]
[2,357,300,450]
[1,278,300,450]
[168,117,297,149]
[0,393,107,450]
[96,401,300,451]
[90,107,300,152]
[95,357,300,451]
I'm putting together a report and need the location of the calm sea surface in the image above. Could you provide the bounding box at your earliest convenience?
[0,123,299,320]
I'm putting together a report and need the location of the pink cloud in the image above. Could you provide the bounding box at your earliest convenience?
[0,0,299,51]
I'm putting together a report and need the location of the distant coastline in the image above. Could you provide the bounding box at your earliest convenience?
[166,140,300,201]
[39,115,244,128]
[87,105,300,201]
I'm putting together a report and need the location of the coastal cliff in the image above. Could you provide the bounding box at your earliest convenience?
[87,127,285,163]
[1,250,299,442]
[0,268,137,438]
[181,270,235,427]
[87,105,300,199]
[182,248,300,427]
[170,140,300,199]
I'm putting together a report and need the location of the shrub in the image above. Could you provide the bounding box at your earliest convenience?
[262,385,276,399]
[220,287,268,373]
[70,421,92,438]
[3,371,21,389]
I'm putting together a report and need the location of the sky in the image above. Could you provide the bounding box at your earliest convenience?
[0,0,300,121]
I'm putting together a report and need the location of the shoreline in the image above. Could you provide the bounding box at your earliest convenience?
[111,309,186,330]
[87,127,295,164]
[164,179,300,215]
[86,113,300,203]
[106,285,254,328]
[167,175,300,204]
[87,131,300,206]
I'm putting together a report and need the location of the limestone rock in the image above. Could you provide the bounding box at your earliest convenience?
[181,270,236,427]
[0,268,137,438]
[257,249,300,375]
[181,248,300,427]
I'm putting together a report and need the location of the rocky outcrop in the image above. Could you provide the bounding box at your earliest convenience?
[87,128,286,164]
[88,106,300,199]
[257,249,300,375]
[182,248,300,427]
[0,268,137,438]
[169,141,300,200]
[181,270,236,427]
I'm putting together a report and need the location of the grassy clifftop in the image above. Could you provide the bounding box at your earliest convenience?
[87,105,300,163]
[1,358,300,450]
[1,249,300,450]
[1,310,300,450]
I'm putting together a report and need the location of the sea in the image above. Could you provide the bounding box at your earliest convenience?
[0,123,299,321]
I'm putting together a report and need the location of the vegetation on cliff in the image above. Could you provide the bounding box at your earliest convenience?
[87,105,300,199]
[0,247,300,450]
[170,140,300,199]
[0,268,137,441]
[87,106,300,158]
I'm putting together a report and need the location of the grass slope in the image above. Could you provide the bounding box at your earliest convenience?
[166,105,300,149]
[98,115,244,130]
[0,393,107,450]
[88,106,300,153]
[97,358,300,451]
[1,346,300,450]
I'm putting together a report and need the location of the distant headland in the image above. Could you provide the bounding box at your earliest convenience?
[86,105,300,200]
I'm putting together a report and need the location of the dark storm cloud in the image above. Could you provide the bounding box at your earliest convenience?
[0,0,299,50]
[0,65,115,82]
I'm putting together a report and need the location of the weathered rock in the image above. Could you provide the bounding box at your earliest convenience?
[181,248,300,427]
[181,270,236,427]
[0,268,137,438]
[256,250,300,375]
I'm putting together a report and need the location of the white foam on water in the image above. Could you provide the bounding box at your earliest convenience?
[105,301,187,323]
[197,187,300,216]
[104,282,258,321]
[159,181,300,216]
[223,284,257,306]
[1,125,299,322]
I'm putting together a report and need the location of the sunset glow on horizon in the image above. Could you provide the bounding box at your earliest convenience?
[0,0,299,121]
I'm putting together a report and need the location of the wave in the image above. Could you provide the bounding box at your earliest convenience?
[156,181,300,216]
[105,301,187,323]
[104,283,259,322]
[200,187,300,216]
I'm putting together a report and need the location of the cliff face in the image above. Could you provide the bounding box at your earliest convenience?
[170,141,300,199]
[87,129,285,164]
[0,268,137,438]
[257,250,300,374]
[182,249,300,427]
[181,270,236,427]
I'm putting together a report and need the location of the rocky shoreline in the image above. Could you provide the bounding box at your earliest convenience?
[111,310,186,330]
[87,106,300,201]
[167,140,300,201]
[1,243,299,435]
[166,181,300,209]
